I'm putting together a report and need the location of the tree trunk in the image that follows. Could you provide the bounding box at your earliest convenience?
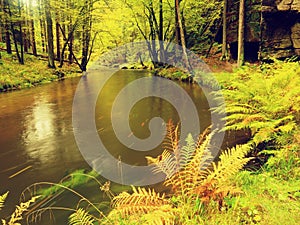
[175,0,191,72]
[221,0,227,60]
[2,0,12,54]
[81,0,93,72]
[56,21,60,61]
[0,0,3,43]
[68,23,73,64]
[29,0,37,56]
[19,0,24,62]
[158,0,165,62]
[38,0,46,53]
[4,26,11,54]
[7,0,24,64]
[23,31,28,53]
[237,0,245,66]
[174,0,181,45]
[67,0,73,64]
[44,0,55,68]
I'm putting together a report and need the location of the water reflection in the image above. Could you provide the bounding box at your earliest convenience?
[22,95,57,163]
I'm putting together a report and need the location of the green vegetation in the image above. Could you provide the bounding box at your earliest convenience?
[213,60,300,176]
[0,52,81,92]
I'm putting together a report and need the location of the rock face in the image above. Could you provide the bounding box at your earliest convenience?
[226,0,300,60]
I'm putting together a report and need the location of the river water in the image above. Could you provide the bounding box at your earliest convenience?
[0,69,212,224]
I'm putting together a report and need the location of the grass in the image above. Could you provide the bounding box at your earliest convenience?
[0,51,81,92]
[210,171,300,225]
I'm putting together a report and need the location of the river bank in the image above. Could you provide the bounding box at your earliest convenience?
[0,52,82,92]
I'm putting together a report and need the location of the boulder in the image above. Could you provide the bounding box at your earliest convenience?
[291,22,300,54]
[291,0,300,11]
[277,0,293,11]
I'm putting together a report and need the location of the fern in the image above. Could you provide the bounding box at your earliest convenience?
[1,196,40,225]
[165,131,213,195]
[139,205,176,225]
[0,192,8,211]
[68,208,95,225]
[180,134,196,166]
[148,121,250,206]
[146,150,176,178]
[110,186,170,217]
[108,122,252,224]
[204,145,251,185]
[214,60,300,148]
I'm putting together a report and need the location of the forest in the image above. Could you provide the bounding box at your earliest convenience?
[0,0,300,224]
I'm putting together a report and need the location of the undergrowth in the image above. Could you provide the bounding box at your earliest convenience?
[213,60,300,178]
[0,52,81,92]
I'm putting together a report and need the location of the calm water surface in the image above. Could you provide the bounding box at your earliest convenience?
[0,70,211,224]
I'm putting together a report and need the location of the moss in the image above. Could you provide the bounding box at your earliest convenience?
[0,52,81,92]
[154,67,193,82]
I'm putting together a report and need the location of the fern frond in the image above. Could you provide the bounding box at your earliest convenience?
[140,205,176,225]
[0,192,9,211]
[195,126,211,149]
[180,134,196,166]
[163,120,179,153]
[165,132,213,195]
[205,145,251,185]
[4,196,40,225]
[111,186,169,217]
[146,150,176,178]
[189,145,250,206]
[68,208,95,225]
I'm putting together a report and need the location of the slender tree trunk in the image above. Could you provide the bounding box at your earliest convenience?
[18,0,24,63]
[81,0,92,72]
[56,21,60,61]
[44,0,55,68]
[174,0,181,45]
[0,1,3,43]
[221,0,227,60]
[4,26,11,53]
[3,0,12,54]
[175,0,191,72]
[149,0,158,66]
[23,2,28,53]
[67,0,73,64]
[29,0,37,56]
[38,0,46,53]
[158,0,165,62]
[237,0,245,66]
[7,0,23,64]
[4,22,11,54]
[23,31,28,53]
[68,23,73,63]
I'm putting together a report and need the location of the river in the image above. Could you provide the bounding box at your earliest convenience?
[0,69,211,224]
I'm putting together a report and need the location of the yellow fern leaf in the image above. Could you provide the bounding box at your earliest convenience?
[205,145,251,185]
[111,186,169,218]
[4,196,40,225]
[140,205,176,225]
[68,208,95,225]
[0,192,9,211]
